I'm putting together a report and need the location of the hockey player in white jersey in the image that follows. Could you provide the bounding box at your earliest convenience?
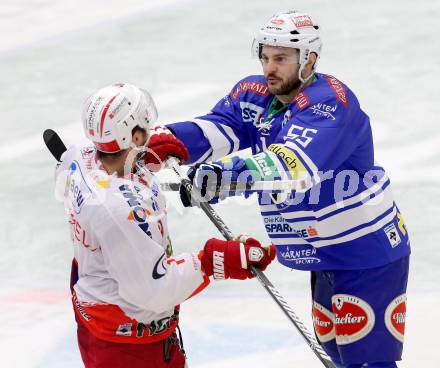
[54,83,275,368]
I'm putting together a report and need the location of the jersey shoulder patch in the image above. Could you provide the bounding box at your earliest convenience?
[323,75,349,108]
[230,75,270,101]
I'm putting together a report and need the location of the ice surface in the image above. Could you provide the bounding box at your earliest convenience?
[0,0,439,366]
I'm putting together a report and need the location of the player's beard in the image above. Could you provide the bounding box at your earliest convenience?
[267,73,301,96]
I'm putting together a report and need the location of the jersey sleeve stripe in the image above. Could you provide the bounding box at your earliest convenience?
[219,123,240,154]
[193,148,213,164]
[283,188,395,243]
[280,176,390,221]
[308,205,397,247]
[191,119,232,160]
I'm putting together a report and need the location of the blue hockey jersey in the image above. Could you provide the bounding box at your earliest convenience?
[167,73,411,271]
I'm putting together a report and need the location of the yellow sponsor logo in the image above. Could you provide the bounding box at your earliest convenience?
[397,212,407,236]
[96,180,110,188]
[268,144,307,179]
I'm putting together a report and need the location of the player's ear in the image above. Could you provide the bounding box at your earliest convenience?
[131,126,148,146]
[302,53,317,81]
[307,53,317,70]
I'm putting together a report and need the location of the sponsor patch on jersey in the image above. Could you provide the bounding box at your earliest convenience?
[312,301,335,343]
[384,222,402,248]
[397,212,407,236]
[310,103,337,120]
[268,144,308,180]
[239,101,265,125]
[67,161,93,214]
[73,293,92,321]
[246,152,279,180]
[264,215,293,234]
[294,226,318,238]
[119,184,153,238]
[332,294,375,345]
[294,91,311,111]
[116,323,133,337]
[282,109,292,127]
[384,293,406,343]
[69,213,99,252]
[277,245,321,265]
[231,81,269,100]
[136,316,173,337]
[152,253,167,280]
[325,76,348,108]
[291,15,314,28]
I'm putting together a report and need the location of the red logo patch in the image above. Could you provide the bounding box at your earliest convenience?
[325,76,348,108]
[292,15,314,28]
[332,294,375,345]
[294,92,310,111]
[231,82,269,100]
[384,294,406,343]
[271,18,285,25]
[312,302,335,342]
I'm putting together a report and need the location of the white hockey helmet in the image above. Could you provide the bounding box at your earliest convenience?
[82,83,158,153]
[252,10,322,83]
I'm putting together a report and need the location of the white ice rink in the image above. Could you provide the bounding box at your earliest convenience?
[1,0,439,367]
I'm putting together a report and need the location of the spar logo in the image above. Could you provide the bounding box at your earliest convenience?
[312,302,335,343]
[384,293,406,343]
[332,294,375,345]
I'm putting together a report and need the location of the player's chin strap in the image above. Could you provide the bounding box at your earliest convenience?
[298,52,319,86]
[166,157,336,368]
[123,138,155,176]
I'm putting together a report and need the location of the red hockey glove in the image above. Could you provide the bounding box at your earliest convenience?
[200,237,276,280]
[144,126,189,171]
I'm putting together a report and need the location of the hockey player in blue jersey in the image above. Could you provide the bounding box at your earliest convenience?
[145,10,410,368]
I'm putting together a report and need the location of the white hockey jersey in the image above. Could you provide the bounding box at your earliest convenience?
[55,145,209,343]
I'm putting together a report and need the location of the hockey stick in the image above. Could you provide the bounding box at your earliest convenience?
[43,129,67,161]
[43,129,334,367]
[166,157,336,368]
[161,178,307,193]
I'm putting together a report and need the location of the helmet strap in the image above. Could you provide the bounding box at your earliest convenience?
[298,62,315,85]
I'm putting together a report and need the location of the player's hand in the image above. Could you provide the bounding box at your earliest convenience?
[199,237,276,280]
[179,156,257,207]
[144,126,189,172]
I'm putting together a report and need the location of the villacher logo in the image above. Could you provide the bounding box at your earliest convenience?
[312,301,335,342]
[384,293,406,343]
[332,294,375,345]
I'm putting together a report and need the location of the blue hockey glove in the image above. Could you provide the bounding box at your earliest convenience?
[179,156,258,207]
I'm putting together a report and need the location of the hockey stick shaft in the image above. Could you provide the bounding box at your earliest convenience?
[166,158,335,368]
[160,179,306,193]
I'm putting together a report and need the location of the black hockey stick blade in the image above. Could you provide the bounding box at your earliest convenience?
[43,129,67,161]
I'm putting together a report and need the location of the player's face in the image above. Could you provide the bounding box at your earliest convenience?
[260,46,301,96]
